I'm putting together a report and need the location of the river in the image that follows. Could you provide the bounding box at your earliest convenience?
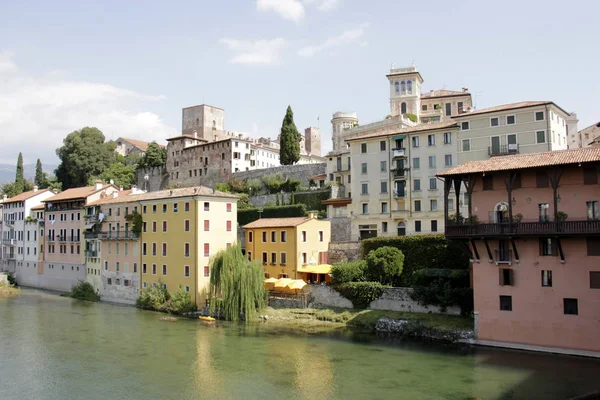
[1,290,599,400]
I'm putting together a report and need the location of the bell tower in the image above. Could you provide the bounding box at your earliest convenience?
[387,64,423,118]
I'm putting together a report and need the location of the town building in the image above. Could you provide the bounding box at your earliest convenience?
[580,121,600,147]
[0,196,6,269]
[1,188,54,277]
[41,182,119,291]
[17,204,46,288]
[439,147,600,355]
[115,137,165,157]
[243,214,331,280]
[138,186,239,307]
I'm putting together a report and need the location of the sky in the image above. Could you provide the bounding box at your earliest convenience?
[0,0,599,166]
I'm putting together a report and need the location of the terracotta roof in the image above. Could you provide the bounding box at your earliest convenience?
[437,147,600,176]
[451,101,568,119]
[30,204,45,211]
[44,185,116,202]
[87,186,239,206]
[421,89,470,99]
[166,135,208,142]
[3,189,51,204]
[311,174,327,180]
[118,138,165,151]
[243,217,311,229]
[345,121,458,142]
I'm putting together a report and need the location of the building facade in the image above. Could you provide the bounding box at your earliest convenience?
[581,121,600,147]
[243,215,331,280]
[440,147,600,355]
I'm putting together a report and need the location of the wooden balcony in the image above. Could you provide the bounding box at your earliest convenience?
[445,219,600,238]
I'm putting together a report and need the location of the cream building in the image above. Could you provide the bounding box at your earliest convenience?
[580,121,600,147]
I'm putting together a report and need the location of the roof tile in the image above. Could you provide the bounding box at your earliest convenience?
[242,217,311,229]
[3,189,51,204]
[346,121,458,142]
[87,186,239,206]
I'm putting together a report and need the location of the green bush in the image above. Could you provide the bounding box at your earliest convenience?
[262,173,286,194]
[404,113,418,123]
[238,204,307,226]
[411,269,473,315]
[365,246,404,285]
[411,268,470,288]
[331,260,366,284]
[215,183,231,193]
[163,287,196,314]
[361,235,470,286]
[136,285,169,311]
[6,272,17,286]
[65,281,100,302]
[336,282,385,309]
[293,189,329,212]
[246,178,263,194]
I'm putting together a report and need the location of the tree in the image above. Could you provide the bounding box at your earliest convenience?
[365,246,405,286]
[55,127,118,189]
[34,159,48,188]
[15,153,24,194]
[138,142,166,169]
[90,162,137,189]
[279,105,301,165]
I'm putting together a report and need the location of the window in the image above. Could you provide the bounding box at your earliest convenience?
[506,115,515,125]
[443,132,452,144]
[588,201,600,220]
[422,104,427,111]
[381,202,388,213]
[269,231,276,243]
[583,167,598,185]
[162,265,167,275]
[362,203,368,214]
[590,272,600,289]
[184,220,190,232]
[462,139,471,152]
[271,252,277,265]
[541,270,552,287]
[162,221,167,232]
[428,134,435,146]
[185,202,190,212]
[461,121,470,130]
[262,252,268,264]
[162,204,167,213]
[204,266,210,277]
[302,253,308,264]
[412,136,419,148]
[361,143,367,153]
[302,231,307,242]
[540,238,557,256]
[395,81,400,94]
[428,156,436,168]
[412,157,420,169]
[204,220,210,231]
[536,171,549,188]
[226,221,232,232]
[535,111,544,121]
[162,243,167,257]
[587,237,600,256]
[152,264,157,275]
[184,243,190,257]
[380,141,386,151]
[204,202,210,211]
[539,203,550,222]
[430,199,438,211]
[204,243,210,257]
[361,163,367,174]
[407,80,412,93]
[380,161,387,172]
[499,295,512,311]
[173,203,178,213]
[532,131,547,146]
[445,103,451,116]
[447,198,454,211]
[482,175,493,190]
[381,181,388,193]
[563,298,578,315]
[280,252,287,265]
[152,243,157,256]
[262,231,267,242]
[142,242,147,256]
[361,183,369,195]
[248,232,253,243]
[415,221,421,232]
[413,179,421,191]
[499,269,513,286]
[444,154,452,166]
[429,178,437,190]
[414,200,421,212]
[490,117,499,127]
[152,221,157,232]
[430,220,438,232]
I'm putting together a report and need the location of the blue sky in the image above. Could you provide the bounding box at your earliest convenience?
[1,0,598,165]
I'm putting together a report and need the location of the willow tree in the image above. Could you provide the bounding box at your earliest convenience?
[209,244,266,322]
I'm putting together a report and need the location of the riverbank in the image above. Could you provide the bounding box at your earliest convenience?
[260,307,474,341]
[0,283,21,299]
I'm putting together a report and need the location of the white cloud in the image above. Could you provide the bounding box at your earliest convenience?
[256,0,305,23]
[304,0,340,12]
[0,52,176,165]
[298,23,369,58]
[219,38,287,66]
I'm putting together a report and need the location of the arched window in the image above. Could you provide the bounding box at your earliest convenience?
[397,222,406,236]
[494,202,509,223]
[407,80,412,94]
[395,81,400,94]
[401,102,407,114]
[401,81,406,94]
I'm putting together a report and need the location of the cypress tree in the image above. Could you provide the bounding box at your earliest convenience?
[279,106,301,165]
[35,159,45,188]
[15,152,24,194]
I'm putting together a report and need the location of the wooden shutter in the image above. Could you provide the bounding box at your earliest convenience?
[583,167,598,185]
[536,171,549,188]
[587,237,600,256]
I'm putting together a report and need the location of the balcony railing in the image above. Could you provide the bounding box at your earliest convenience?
[85,215,99,224]
[47,235,55,242]
[488,144,519,156]
[85,250,99,258]
[392,168,407,178]
[98,231,139,240]
[2,239,15,246]
[392,148,406,158]
[57,235,67,242]
[445,219,600,238]
[84,231,100,239]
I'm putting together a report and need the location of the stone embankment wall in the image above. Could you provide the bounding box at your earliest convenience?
[327,241,361,264]
[0,273,8,284]
[136,166,169,192]
[232,163,326,187]
[328,218,351,242]
[309,285,461,316]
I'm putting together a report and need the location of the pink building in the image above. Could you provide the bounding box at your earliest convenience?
[439,147,600,356]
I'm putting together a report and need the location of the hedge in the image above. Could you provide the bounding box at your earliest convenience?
[335,282,385,309]
[410,268,473,315]
[411,269,470,288]
[361,235,470,286]
[293,190,329,212]
[238,204,307,226]
[331,260,366,284]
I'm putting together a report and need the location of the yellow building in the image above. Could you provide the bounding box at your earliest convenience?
[138,187,238,307]
[243,214,331,280]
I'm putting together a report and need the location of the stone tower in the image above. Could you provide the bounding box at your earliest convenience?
[330,112,359,152]
[181,104,225,141]
[304,127,322,156]
[387,65,423,117]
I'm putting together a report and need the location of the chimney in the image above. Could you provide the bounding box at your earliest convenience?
[119,186,123,192]
[462,87,468,92]
[94,180,103,191]
[2,195,7,201]
[307,211,318,219]
[109,179,115,185]
[33,185,38,192]
[112,191,118,198]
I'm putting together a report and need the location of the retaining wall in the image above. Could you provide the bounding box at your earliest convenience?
[233,163,326,187]
[327,241,362,264]
[328,218,351,242]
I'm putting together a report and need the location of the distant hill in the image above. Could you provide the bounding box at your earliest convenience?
[0,163,58,185]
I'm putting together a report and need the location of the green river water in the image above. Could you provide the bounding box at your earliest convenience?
[1,290,599,400]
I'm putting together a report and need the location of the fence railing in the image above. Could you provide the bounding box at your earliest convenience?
[446,220,600,237]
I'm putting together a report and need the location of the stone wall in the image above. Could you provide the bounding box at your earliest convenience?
[249,193,291,208]
[268,295,307,309]
[308,285,353,308]
[327,241,362,264]
[0,273,7,284]
[370,287,461,315]
[232,163,326,187]
[328,217,351,242]
[136,166,169,192]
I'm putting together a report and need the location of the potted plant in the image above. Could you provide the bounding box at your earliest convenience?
[557,211,568,222]
[513,213,523,223]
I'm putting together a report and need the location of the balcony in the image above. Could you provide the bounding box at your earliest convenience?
[57,235,67,242]
[98,231,139,240]
[392,148,406,158]
[488,144,519,156]
[84,231,100,239]
[2,239,15,246]
[85,250,99,258]
[85,215,100,224]
[445,219,600,238]
[392,168,408,178]
[393,191,407,199]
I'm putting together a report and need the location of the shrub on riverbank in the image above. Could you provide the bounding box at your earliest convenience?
[365,246,404,285]
[62,281,100,302]
[163,287,196,315]
[0,282,21,298]
[410,269,473,315]
[331,260,366,284]
[136,285,195,315]
[335,282,385,309]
